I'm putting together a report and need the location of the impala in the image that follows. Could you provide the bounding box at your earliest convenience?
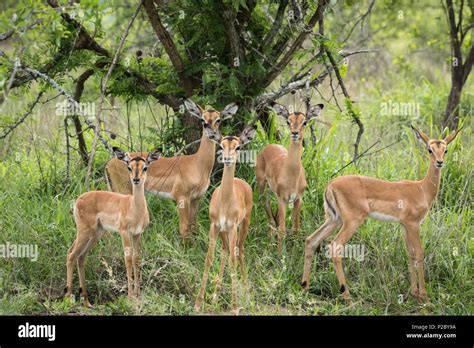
[105,100,238,239]
[256,103,324,253]
[194,126,256,315]
[66,147,162,307]
[302,126,461,303]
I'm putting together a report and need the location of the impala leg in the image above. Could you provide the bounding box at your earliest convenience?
[238,216,250,286]
[264,190,277,237]
[120,232,134,299]
[65,233,90,301]
[302,219,340,292]
[291,198,302,235]
[330,220,363,302]
[177,197,191,240]
[277,198,287,254]
[189,198,200,233]
[212,235,228,304]
[132,234,141,298]
[409,225,427,303]
[65,240,77,298]
[228,227,240,315]
[77,236,99,308]
[195,224,218,312]
[402,224,418,299]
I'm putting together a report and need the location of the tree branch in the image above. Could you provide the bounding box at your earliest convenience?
[262,0,289,46]
[0,92,44,139]
[462,44,474,85]
[85,0,143,189]
[143,0,193,95]
[262,0,327,88]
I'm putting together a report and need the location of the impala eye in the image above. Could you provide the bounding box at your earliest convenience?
[428,148,433,154]
[235,145,241,151]
[302,120,308,127]
[215,119,221,125]
[128,167,132,172]
[286,119,291,126]
[143,167,148,172]
[444,149,448,154]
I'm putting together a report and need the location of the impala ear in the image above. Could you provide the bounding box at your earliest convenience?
[239,126,257,146]
[221,103,239,120]
[411,125,430,147]
[443,128,462,145]
[307,103,324,120]
[147,147,162,163]
[272,103,289,119]
[184,99,203,119]
[113,147,130,163]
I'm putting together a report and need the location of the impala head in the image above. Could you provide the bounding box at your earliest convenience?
[273,103,324,142]
[212,126,257,167]
[184,99,239,142]
[411,126,461,169]
[113,147,162,185]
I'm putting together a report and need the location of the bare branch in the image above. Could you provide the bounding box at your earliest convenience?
[22,67,111,151]
[262,0,289,46]
[0,92,44,139]
[341,0,375,43]
[255,50,372,108]
[85,0,143,189]
[262,0,327,88]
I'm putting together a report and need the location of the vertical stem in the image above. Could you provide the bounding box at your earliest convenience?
[85,0,144,189]
[64,116,71,183]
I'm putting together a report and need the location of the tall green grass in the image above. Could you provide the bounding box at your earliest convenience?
[0,99,471,314]
[0,67,472,315]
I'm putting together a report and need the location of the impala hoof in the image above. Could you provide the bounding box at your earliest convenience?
[417,292,428,304]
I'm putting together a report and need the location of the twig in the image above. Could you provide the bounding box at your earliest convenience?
[0,91,44,139]
[326,49,364,163]
[332,139,402,177]
[21,67,111,151]
[341,0,375,43]
[64,116,71,182]
[85,0,143,190]
[175,139,201,155]
[331,140,379,177]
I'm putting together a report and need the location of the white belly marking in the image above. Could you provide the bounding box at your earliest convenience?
[369,211,399,222]
[148,190,175,200]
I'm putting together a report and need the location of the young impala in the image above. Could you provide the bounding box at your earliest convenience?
[194,126,256,315]
[65,147,161,307]
[256,103,324,253]
[105,100,238,240]
[302,126,461,303]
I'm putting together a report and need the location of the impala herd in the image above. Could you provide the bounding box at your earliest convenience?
[65,99,461,315]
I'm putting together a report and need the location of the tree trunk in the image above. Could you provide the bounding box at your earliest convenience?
[443,79,462,129]
[182,113,201,154]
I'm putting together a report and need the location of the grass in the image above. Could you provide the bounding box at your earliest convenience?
[0,102,472,315]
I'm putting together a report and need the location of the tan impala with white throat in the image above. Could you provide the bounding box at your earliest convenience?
[256,103,324,253]
[302,126,461,303]
[66,147,162,307]
[195,126,257,315]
